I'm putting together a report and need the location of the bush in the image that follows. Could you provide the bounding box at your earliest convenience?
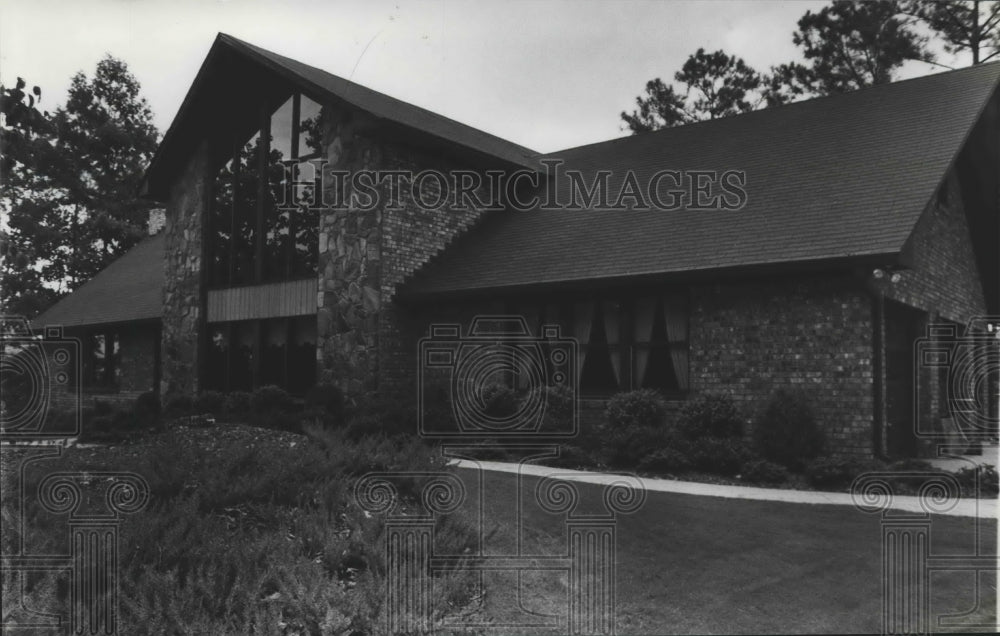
[606,389,667,430]
[742,459,790,484]
[163,395,193,418]
[132,391,161,429]
[304,383,345,423]
[223,391,253,417]
[676,393,744,440]
[547,444,593,468]
[526,384,576,434]
[688,437,753,476]
[637,447,692,475]
[92,399,115,416]
[805,456,863,490]
[753,389,825,471]
[954,464,999,496]
[193,390,224,415]
[252,385,294,413]
[480,383,520,420]
[345,396,419,440]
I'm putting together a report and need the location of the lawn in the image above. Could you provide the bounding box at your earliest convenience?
[446,464,997,634]
[4,423,994,634]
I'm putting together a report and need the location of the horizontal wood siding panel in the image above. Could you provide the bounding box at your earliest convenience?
[207,279,316,322]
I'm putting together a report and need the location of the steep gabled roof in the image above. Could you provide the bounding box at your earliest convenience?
[33,234,164,329]
[401,61,1000,298]
[142,33,539,198]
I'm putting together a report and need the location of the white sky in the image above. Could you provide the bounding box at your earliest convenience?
[0,0,960,154]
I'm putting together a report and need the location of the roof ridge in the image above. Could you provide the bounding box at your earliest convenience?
[546,60,1000,158]
[217,33,541,161]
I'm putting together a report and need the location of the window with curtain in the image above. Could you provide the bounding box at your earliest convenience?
[632,294,689,392]
[502,292,690,397]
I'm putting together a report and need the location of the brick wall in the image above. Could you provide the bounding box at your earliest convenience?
[882,169,986,322]
[688,275,875,457]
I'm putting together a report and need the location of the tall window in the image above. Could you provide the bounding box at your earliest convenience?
[209,93,322,288]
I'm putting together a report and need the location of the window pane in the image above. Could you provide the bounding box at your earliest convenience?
[91,333,106,386]
[260,319,288,388]
[288,316,316,394]
[206,326,229,392]
[270,96,294,162]
[211,159,234,286]
[233,133,261,286]
[263,142,289,281]
[229,321,255,392]
[298,95,323,158]
[291,167,318,278]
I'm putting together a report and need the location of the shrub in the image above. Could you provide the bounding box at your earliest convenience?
[601,390,670,468]
[193,390,224,415]
[689,437,752,476]
[676,393,744,440]
[343,394,420,440]
[954,464,999,496]
[888,458,935,472]
[223,391,253,417]
[606,389,667,430]
[526,384,576,434]
[637,447,692,475]
[134,391,160,417]
[753,389,825,471]
[543,444,591,468]
[163,395,193,418]
[742,459,790,484]
[805,456,863,490]
[304,383,345,423]
[480,383,520,420]
[252,385,294,413]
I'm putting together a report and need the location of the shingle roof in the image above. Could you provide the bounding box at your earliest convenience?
[32,234,164,329]
[143,34,539,198]
[401,61,1000,298]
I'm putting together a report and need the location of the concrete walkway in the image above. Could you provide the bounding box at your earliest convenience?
[450,459,997,520]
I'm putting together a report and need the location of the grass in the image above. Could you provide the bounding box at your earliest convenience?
[6,421,994,634]
[447,465,997,634]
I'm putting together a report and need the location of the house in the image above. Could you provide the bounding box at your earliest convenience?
[34,33,1000,458]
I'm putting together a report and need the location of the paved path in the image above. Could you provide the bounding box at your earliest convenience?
[450,459,997,519]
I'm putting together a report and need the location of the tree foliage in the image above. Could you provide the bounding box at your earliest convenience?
[780,0,932,96]
[903,0,1000,64]
[1,56,159,317]
[621,48,765,133]
[622,0,940,133]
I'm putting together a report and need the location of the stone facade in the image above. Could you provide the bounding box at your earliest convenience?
[160,141,209,399]
[316,106,494,394]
